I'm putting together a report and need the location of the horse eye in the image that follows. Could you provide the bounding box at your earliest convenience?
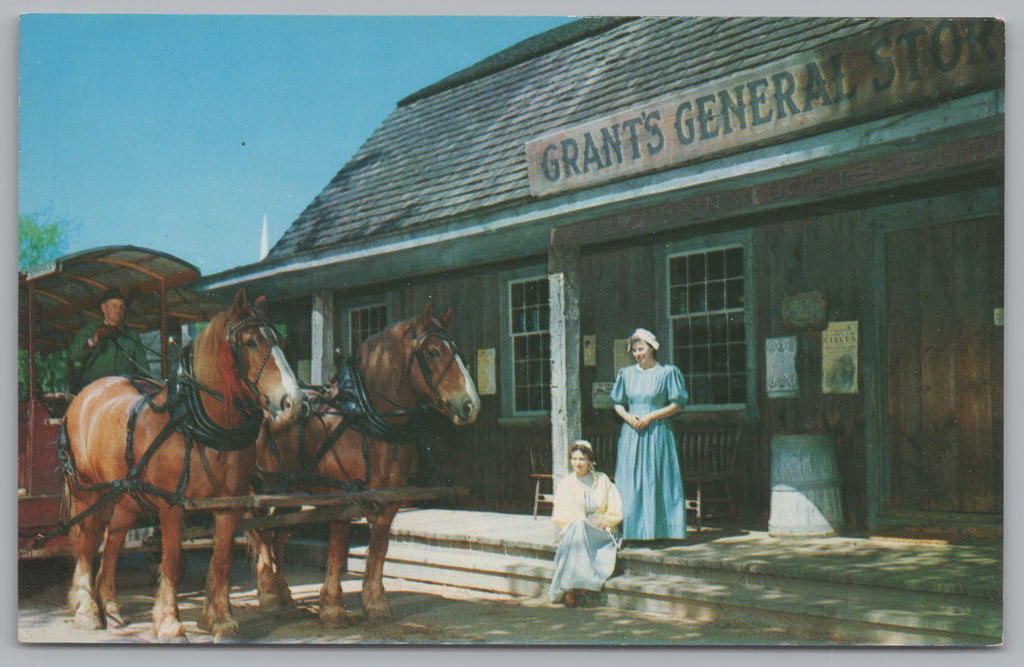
[429,348,443,360]
[244,338,259,350]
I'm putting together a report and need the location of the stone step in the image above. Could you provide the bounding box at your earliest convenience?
[343,540,1001,645]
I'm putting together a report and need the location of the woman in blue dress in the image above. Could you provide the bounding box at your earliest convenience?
[610,328,688,542]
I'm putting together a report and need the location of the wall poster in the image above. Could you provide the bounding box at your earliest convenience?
[822,320,859,394]
[765,336,799,398]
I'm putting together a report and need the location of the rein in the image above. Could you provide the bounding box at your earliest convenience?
[253,361,440,495]
[26,311,275,552]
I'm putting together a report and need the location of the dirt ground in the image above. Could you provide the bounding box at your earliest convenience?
[16,550,825,646]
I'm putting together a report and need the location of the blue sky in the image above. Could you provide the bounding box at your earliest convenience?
[18,14,572,275]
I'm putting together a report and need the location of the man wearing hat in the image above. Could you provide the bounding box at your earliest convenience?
[69,287,151,392]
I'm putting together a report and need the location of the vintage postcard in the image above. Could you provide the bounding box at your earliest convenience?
[15,10,1006,650]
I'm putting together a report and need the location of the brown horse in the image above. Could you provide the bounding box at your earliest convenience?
[62,288,303,641]
[250,301,480,625]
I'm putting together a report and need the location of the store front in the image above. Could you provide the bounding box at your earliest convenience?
[199,17,1004,535]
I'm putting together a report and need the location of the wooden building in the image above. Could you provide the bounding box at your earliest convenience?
[200,17,1005,535]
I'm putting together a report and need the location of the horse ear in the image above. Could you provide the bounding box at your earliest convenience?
[253,295,268,317]
[440,305,455,329]
[418,301,434,330]
[230,288,249,317]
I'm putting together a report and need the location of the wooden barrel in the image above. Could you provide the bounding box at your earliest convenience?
[768,434,844,537]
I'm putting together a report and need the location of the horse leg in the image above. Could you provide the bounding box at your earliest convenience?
[362,502,400,623]
[200,509,243,640]
[251,526,294,614]
[66,493,103,630]
[319,519,354,627]
[95,499,139,627]
[151,504,186,641]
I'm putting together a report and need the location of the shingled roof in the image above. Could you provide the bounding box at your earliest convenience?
[265,16,891,263]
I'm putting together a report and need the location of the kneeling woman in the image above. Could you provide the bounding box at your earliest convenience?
[549,440,623,607]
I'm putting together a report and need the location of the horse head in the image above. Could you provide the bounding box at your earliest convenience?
[196,288,304,429]
[406,301,480,425]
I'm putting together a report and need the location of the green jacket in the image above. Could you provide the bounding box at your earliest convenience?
[70,320,152,392]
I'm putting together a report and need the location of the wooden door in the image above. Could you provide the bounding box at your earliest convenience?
[885,217,1003,514]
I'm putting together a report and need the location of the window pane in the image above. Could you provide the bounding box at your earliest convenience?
[726,277,744,309]
[711,344,729,373]
[726,247,744,276]
[689,376,709,404]
[668,245,746,407]
[510,278,550,413]
[707,250,724,280]
[691,316,709,345]
[688,284,706,312]
[688,254,706,281]
[708,281,725,311]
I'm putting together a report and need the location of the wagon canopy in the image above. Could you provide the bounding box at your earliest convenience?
[19,245,223,354]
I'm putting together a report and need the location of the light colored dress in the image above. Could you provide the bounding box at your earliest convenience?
[548,470,623,602]
[610,363,688,540]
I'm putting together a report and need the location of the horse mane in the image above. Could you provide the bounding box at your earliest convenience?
[193,309,249,415]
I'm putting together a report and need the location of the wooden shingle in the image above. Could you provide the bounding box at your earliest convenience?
[266,17,891,263]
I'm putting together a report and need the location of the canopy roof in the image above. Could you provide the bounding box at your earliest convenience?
[19,245,224,353]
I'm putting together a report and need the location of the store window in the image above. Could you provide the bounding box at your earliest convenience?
[667,245,747,407]
[349,303,388,354]
[509,277,550,414]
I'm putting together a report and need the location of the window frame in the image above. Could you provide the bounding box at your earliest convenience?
[333,293,393,360]
[499,266,551,419]
[656,231,755,412]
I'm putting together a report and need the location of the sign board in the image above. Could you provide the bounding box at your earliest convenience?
[527,18,1004,196]
[476,348,496,395]
[822,321,859,394]
[765,336,799,398]
[583,334,597,366]
[592,381,614,409]
[783,292,827,330]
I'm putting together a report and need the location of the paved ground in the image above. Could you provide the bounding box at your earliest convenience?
[18,550,835,646]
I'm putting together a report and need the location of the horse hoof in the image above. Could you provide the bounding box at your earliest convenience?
[103,601,127,627]
[258,591,294,615]
[364,603,392,625]
[153,617,185,641]
[201,611,240,640]
[319,604,353,628]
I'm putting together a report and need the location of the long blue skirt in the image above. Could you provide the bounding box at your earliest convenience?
[614,421,687,540]
[548,520,619,602]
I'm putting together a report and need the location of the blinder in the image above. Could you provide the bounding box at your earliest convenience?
[406,325,460,411]
[227,313,285,399]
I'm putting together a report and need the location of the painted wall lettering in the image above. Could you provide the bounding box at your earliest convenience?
[526,18,1004,197]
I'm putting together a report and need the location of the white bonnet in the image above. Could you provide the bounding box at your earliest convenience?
[628,328,660,351]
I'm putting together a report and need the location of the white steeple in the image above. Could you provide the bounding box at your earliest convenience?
[260,213,269,260]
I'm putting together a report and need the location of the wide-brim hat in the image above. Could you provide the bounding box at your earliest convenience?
[97,286,130,308]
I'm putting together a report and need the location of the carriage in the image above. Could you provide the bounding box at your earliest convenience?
[18,245,224,559]
[19,245,477,638]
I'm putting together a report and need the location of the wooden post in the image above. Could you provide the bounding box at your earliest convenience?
[159,282,169,378]
[311,289,335,385]
[548,241,581,483]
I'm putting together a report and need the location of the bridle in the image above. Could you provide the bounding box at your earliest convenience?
[404,323,461,413]
[227,312,285,404]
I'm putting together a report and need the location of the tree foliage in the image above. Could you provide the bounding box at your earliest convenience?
[19,213,69,398]
[19,213,67,271]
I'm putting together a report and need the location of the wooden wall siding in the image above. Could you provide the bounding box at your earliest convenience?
[578,242,657,414]
[885,217,1003,515]
[754,212,871,529]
